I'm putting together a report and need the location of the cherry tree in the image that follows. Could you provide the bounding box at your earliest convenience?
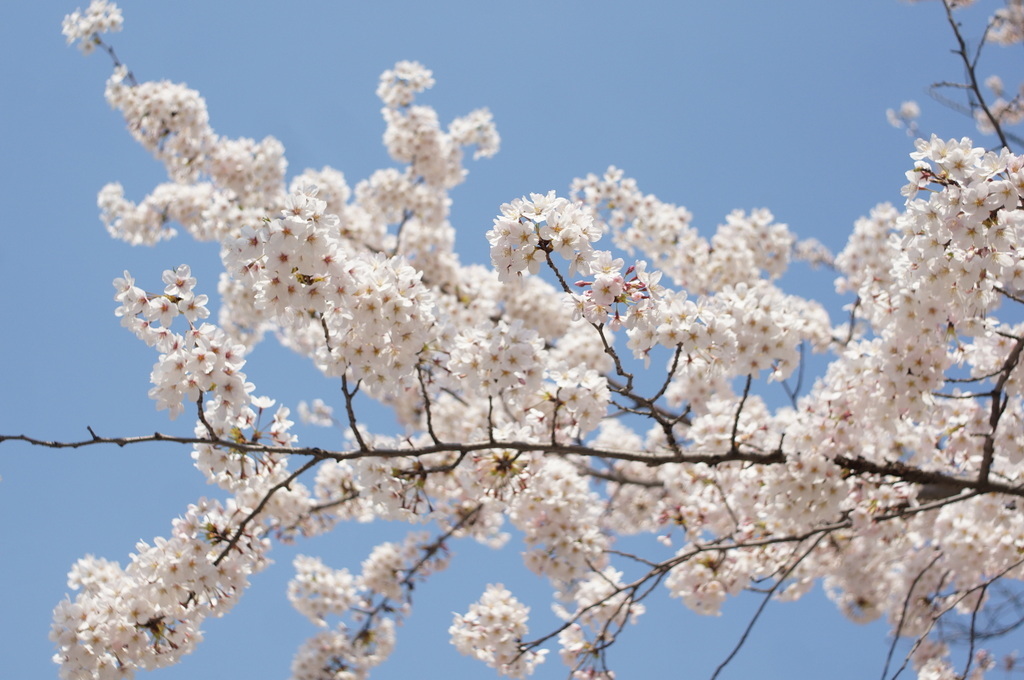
[7,1,1024,678]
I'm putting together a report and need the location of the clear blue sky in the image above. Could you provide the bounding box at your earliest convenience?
[1,2,1018,679]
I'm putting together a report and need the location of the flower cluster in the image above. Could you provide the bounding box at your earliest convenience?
[510,458,608,588]
[887,100,921,136]
[289,555,359,628]
[977,75,1024,135]
[290,619,396,680]
[51,499,270,680]
[61,0,122,53]
[534,364,610,441]
[113,267,259,423]
[206,135,287,204]
[623,288,734,369]
[375,60,435,109]
[105,67,215,183]
[449,107,501,160]
[713,280,831,381]
[98,182,215,245]
[224,187,438,398]
[572,168,797,295]
[571,256,663,328]
[553,567,645,665]
[447,319,545,400]
[450,584,547,678]
[990,1,1024,45]
[487,192,602,281]
[297,398,335,427]
[286,531,454,680]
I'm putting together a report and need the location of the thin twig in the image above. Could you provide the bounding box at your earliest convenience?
[941,0,1010,149]
[213,456,321,566]
[94,35,139,86]
[341,375,369,451]
[979,336,1024,483]
[961,582,988,680]
[196,394,216,439]
[730,375,753,454]
[390,209,414,257]
[780,342,806,408]
[881,552,942,680]
[416,365,442,445]
[709,534,827,680]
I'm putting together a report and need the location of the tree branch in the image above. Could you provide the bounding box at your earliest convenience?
[941,0,1011,149]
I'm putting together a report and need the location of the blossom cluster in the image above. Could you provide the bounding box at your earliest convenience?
[113,266,257,422]
[570,168,800,294]
[61,0,121,53]
[450,584,547,678]
[378,60,499,189]
[487,192,602,281]
[447,319,545,400]
[286,531,454,680]
[223,187,439,399]
[51,498,271,679]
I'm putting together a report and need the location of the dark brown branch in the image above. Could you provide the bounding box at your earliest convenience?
[979,335,1024,483]
[577,464,664,488]
[834,454,1024,499]
[996,285,1024,306]
[606,376,691,426]
[941,0,1011,149]
[942,582,1024,643]
[837,297,861,347]
[196,394,216,439]
[651,345,683,405]
[0,430,789,469]
[93,35,139,86]
[213,456,321,566]
[11,429,1024,501]
[486,396,496,443]
[416,365,441,446]
[306,492,361,517]
[317,312,368,452]
[341,375,369,451]
[730,375,753,454]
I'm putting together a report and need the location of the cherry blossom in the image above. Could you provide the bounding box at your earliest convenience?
[26,2,1024,679]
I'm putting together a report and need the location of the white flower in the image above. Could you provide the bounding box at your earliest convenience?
[450,584,547,678]
[62,1,123,54]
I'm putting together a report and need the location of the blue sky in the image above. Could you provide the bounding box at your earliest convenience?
[1,2,1020,679]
